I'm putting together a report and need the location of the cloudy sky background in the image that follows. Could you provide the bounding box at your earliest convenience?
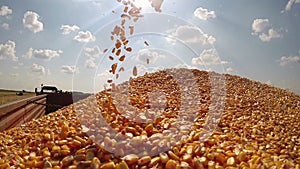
[0,0,300,94]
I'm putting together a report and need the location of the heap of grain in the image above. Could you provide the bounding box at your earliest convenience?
[0,68,299,169]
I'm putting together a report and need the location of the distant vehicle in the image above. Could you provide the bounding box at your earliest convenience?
[40,86,58,93]
[0,85,91,131]
[35,85,91,114]
[16,91,23,96]
[35,86,62,94]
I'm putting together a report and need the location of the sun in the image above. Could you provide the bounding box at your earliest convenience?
[121,0,164,12]
[130,0,152,9]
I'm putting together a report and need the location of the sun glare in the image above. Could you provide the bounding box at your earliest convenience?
[131,0,152,10]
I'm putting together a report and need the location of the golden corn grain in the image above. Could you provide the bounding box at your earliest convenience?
[51,160,60,166]
[53,166,61,169]
[75,136,87,145]
[123,154,139,165]
[207,153,214,160]
[18,163,26,169]
[237,151,247,162]
[159,152,169,164]
[74,154,86,161]
[180,161,191,169]
[215,152,226,165]
[101,161,115,169]
[138,156,151,166]
[43,148,51,157]
[0,163,10,168]
[71,139,82,148]
[168,150,180,161]
[116,160,129,169]
[91,157,101,169]
[182,153,192,162]
[86,150,96,161]
[0,68,299,169]
[148,156,160,167]
[44,133,51,141]
[44,160,52,168]
[165,159,177,169]
[227,157,235,166]
[67,165,77,169]
[61,155,74,167]
[51,145,61,153]
[61,149,71,156]
[215,165,224,169]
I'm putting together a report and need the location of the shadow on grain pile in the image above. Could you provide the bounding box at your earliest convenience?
[0,68,299,168]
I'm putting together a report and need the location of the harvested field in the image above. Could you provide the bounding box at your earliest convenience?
[0,68,299,168]
[0,89,35,106]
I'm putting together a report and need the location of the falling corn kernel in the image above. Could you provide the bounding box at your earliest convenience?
[116,49,121,56]
[129,26,134,35]
[133,66,137,76]
[123,39,129,46]
[126,47,132,52]
[119,67,124,72]
[121,14,131,20]
[144,41,149,46]
[119,55,126,62]
[111,63,117,74]
[124,6,128,13]
[115,40,122,49]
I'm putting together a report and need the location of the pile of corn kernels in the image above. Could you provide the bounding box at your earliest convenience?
[0,68,299,169]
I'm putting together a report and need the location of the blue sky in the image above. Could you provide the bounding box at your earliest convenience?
[0,0,299,94]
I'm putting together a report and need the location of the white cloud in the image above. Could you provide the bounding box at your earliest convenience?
[47,69,51,75]
[31,63,46,75]
[251,18,282,42]
[132,49,166,63]
[173,25,216,44]
[23,48,33,59]
[97,70,111,78]
[192,49,230,67]
[83,46,101,69]
[74,31,96,43]
[84,45,101,57]
[259,28,282,42]
[226,67,234,73]
[11,73,19,78]
[252,19,270,34]
[174,63,198,69]
[85,57,97,69]
[23,48,62,60]
[265,80,273,85]
[60,24,80,35]
[1,23,9,30]
[0,6,12,16]
[192,49,220,66]
[221,61,231,65]
[194,7,216,20]
[23,11,43,33]
[280,55,300,66]
[0,72,2,76]
[135,64,149,76]
[61,65,79,74]
[0,40,18,61]
[285,0,300,11]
